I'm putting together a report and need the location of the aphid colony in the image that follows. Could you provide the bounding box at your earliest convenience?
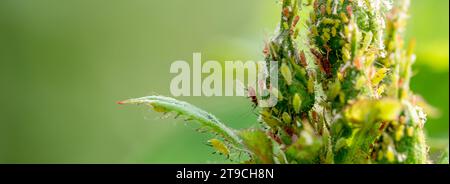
[245,0,428,164]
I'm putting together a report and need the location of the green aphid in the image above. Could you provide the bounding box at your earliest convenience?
[208,139,230,157]
[371,68,388,86]
[281,63,293,85]
[261,110,281,128]
[395,125,405,141]
[293,28,300,39]
[282,112,292,124]
[283,22,290,30]
[386,146,396,162]
[326,0,332,15]
[307,77,315,94]
[322,18,335,24]
[355,75,366,90]
[340,12,349,23]
[339,91,345,104]
[342,47,351,61]
[310,11,316,23]
[322,32,331,42]
[333,20,341,28]
[361,31,373,51]
[377,84,385,96]
[293,93,302,113]
[407,126,414,137]
[272,107,279,114]
[311,26,319,36]
[331,27,337,37]
[328,80,341,100]
[343,26,350,38]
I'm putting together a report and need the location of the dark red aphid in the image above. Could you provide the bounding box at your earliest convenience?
[322,45,333,77]
[267,131,282,145]
[322,57,332,77]
[247,87,258,108]
[310,48,331,77]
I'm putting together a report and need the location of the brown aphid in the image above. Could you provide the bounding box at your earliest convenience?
[353,57,362,69]
[312,111,319,122]
[339,62,350,76]
[299,50,308,67]
[398,78,404,87]
[379,121,389,132]
[371,150,378,160]
[320,5,326,15]
[292,15,300,28]
[283,7,290,17]
[310,48,322,60]
[313,0,319,10]
[310,48,326,73]
[346,5,353,17]
[263,42,270,57]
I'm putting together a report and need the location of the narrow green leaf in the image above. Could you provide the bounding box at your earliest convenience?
[119,96,242,146]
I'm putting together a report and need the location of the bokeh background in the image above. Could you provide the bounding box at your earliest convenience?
[0,0,448,163]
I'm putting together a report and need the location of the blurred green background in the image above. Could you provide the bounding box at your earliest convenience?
[0,0,448,163]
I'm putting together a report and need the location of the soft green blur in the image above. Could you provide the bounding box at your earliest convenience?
[0,0,448,163]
